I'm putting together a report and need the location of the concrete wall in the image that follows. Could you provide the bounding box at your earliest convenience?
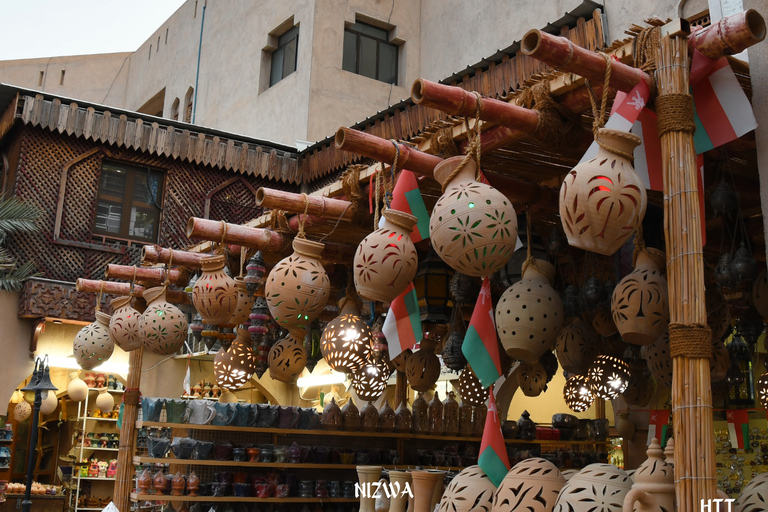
[0,292,34,416]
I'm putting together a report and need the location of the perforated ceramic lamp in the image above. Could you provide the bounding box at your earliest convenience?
[405,337,441,392]
[757,373,768,408]
[320,297,372,374]
[563,374,593,413]
[438,465,496,512]
[108,296,142,351]
[351,363,389,401]
[192,255,239,325]
[458,366,489,407]
[74,312,115,370]
[139,286,188,355]
[586,355,631,399]
[268,330,307,383]
[493,458,566,512]
[214,328,255,390]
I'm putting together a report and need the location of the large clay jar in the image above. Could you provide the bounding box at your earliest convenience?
[357,466,383,512]
[412,392,429,434]
[341,399,360,431]
[735,472,768,512]
[622,438,674,512]
[394,400,412,433]
[139,286,188,355]
[230,276,255,326]
[412,470,447,512]
[74,312,115,370]
[265,237,330,329]
[428,392,443,435]
[213,328,255,390]
[559,128,646,256]
[552,463,632,512]
[406,337,441,392]
[493,458,565,512]
[517,361,548,397]
[496,260,564,362]
[438,466,496,512]
[268,330,307,383]
[556,318,600,375]
[193,255,238,325]
[430,155,517,277]
[354,208,418,303]
[321,397,341,430]
[642,328,672,388]
[389,471,412,512]
[108,296,141,351]
[611,251,669,345]
[442,391,459,436]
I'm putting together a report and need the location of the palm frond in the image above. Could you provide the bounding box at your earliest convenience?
[0,259,41,292]
[0,197,41,237]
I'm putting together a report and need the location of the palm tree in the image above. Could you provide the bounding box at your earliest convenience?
[0,197,41,291]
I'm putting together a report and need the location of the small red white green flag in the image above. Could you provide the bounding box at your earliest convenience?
[389,170,430,242]
[462,277,502,388]
[382,282,423,361]
[727,409,750,450]
[478,389,510,487]
[647,409,670,447]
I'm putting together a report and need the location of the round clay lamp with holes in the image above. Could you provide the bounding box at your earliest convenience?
[517,361,548,397]
[265,238,330,329]
[493,458,565,512]
[320,297,372,374]
[74,312,115,370]
[496,259,564,362]
[555,317,600,375]
[230,276,255,327]
[559,128,646,256]
[459,366,489,406]
[406,337,440,392]
[642,328,672,388]
[552,463,632,512]
[268,330,307,383]
[611,251,669,345]
[591,307,617,337]
[430,155,518,277]
[438,465,496,512]
[563,374,594,413]
[734,471,768,511]
[352,363,388,401]
[758,373,768,408]
[214,328,255,390]
[192,255,239,325]
[586,355,631,399]
[108,296,141,351]
[14,401,31,422]
[354,208,418,303]
[139,287,188,355]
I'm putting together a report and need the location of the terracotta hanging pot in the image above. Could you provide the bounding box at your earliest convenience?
[354,207,418,303]
[67,371,88,402]
[139,286,188,355]
[320,297,372,373]
[559,128,646,256]
[351,363,388,401]
[438,465,495,512]
[623,438,675,512]
[74,311,115,370]
[108,296,141,351]
[552,463,632,512]
[497,259,564,362]
[95,388,114,414]
[214,328,255,390]
[517,361,548,397]
[493,458,566,512]
[642,328,672,388]
[268,330,307,383]
[591,307,617,337]
[563,374,594,413]
[586,354,630,399]
[611,251,669,345]
[430,155,518,277]
[406,337,441,392]
[192,255,239,325]
[555,317,600,375]
[459,366,489,407]
[229,276,255,326]
[265,238,330,329]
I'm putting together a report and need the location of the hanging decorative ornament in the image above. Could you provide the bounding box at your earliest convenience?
[622,358,657,407]
[591,307,617,337]
[730,241,758,284]
[244,251,266,296]
[40,392,58,416]
[706,288,730,343]
[757,373,768,408]
[611,250,669,345]
[14,401,31,422]
[642,328,672,388]
[351,363,389,401]
[559,128,646,255]
[139,286,188,355]
[304,322,322,372]
[391,348,412,373]
[108,296,141,351]
[320,296,372,374]
[738,308,765,348]
[230,277,255,326]
[586,355,630,399]
[555,318,600,375]
[214,328,255,390]
[370,316,390,370]
[563,374,594,413]
[268,330,307,383]
[561,284,581,320]
[405,336,441,392]
[95,388,115,414]
[516,361,548,397]
[74,311,115,370]
[539,350,559,384]
[580,275,604,311]
[67,371,88,402]
[709,179,738,215]
[547,226,568,257]
[192,254,239,325]
[458,366,489,407]
[441,303,467,371]
[603,333,628,359]
[265,237,330,329]
[714,252,735,289]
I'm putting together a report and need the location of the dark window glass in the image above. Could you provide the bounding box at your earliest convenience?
[342,21,398,85]
[270,26,299,87]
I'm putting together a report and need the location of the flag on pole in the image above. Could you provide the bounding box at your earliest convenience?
[389,170,430,242]
[461,277,502,388]
[727,409,750,450]
[691,50,757,154]
[648,409,671,447]
[478,389,510,487]
[382,282,423,361]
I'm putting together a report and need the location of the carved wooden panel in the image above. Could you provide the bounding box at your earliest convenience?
[17,278,111,321]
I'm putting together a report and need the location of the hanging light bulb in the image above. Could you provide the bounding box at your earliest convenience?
[563,374,594,413]
[586,355,630,399]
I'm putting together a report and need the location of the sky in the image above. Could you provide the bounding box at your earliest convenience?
[0,0,187,61]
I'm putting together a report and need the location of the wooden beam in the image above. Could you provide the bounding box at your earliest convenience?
[75,278,190,304]
[105,265,190,286]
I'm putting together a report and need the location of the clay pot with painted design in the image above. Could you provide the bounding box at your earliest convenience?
[193,255,239,325]
[108,296,141,351]
[74,312,115,370]
[140,287,188,355]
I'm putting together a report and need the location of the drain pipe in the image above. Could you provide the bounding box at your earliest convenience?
[192,1,206,124]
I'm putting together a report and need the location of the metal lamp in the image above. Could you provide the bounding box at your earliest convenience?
[413,249,454,324]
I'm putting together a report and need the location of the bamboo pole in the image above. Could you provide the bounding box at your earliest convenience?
[141,246,205,268]
[105,264,190,286]
[75,278,190,304]
[688,9,765,59]
[255,188,356,222]
[656,32,715,510]
[112,346,143,512]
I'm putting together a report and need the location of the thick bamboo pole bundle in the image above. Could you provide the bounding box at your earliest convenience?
[112,346,143,512]
[255,187,356,222]
[688,9,765,59]
[656,33,715,510]
[75,278,190,304]
[141,246,205,268]
[105,264,190,286]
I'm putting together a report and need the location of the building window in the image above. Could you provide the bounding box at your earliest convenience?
[94,161,164,243]
[184,87,194,123]
[59,70,65,85]
[270,26,299,87]
[171,98,180,121]
[342,21,398,85]
[38,71,44,86]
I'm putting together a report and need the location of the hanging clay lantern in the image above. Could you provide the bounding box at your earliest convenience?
[74,312,115,370]
[552,463,632,512]
[586,355,630,399]
[559,128,646,256]
[438,466,496,512]
[244,251,266,296]
[14,401,31,422]
[67,371,88,402]
[351,363,388,401]
[622,359,656,407]
[715,252,735,288]
[320,297,372,374]
[391,348,411,373]
[406,337,440,392]
[268,330,307,383]
[430,155,518,277]
[192,255,239,325]
[731,241,758,284]
[563,375,593,413]
[735,472,768,512]
[139,287,188,355]
[623,439,675,512]
[753,269,768,319]
[496,259,564,362]
[108,296,141,351]
[230,277,255,326]
[459,366,489,407]
[95,388,115,414]
[555,317,600,375]
[591,307,617,337]
[354,207,418,303]
[493,458,565,512]
[757,373,768,408]
[517,361,548,397]
[642,328,672,388]
[214,328,255,390]
[265,238,330,329]
[611,251,669,345]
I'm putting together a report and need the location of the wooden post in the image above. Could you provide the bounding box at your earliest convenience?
[141,246,205,268]
[112,346,143,512]
[688,9,765,59]
[255,188,356,222]
[656,31,716,510]
[105,265,190,286]
[75,278,190,304]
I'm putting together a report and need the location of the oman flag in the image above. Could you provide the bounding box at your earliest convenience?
[647,409,671,447]
[382,282,423,361]
[478,389,510,487]
[388,170,430,242]
[462,277,502,388]
[727,409,750,450]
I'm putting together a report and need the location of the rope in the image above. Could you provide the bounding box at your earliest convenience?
[517,80,582,148]
[374,162,383,228]
[655,93,696,138]
[632,224,647,268]
[388,140,399,207]
[296,193,311,239]
[239,246,246,277]
[669,323,712,359]
[595,129,637,161]
[585,53,613,134]
[340,164,368,223]
[441,92,483,194]
[430,127,460,156]
[96,281,105,312]
[521,213,539,276]
[633,26,661,74]
[164,249,173,289]
[123,387,142,406]
[129,266,137,297]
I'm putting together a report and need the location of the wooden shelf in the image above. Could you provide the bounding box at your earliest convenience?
[78,508,108,510]
[133,457,361,469]
[87,388,125,394]
[0,439,13,443]
[76,477,116,481]
[173,351,216,362]
[75,446,119,452]
[79,417,118,422]
[130,493,358,503]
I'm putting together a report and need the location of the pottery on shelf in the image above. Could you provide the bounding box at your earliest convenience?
[354,208,418,303]
[192,254,239,325]
[622,438,674,512]
[412,392,429,434]
[321,397,341,430]
[429,155,517,277]
[428,391,443,435]
[395,400,412,433]
[559,127,646,256]
[379,401,396,432]
[153,469,168,495]
[186,471,199,497]
[171,471,185,496]
[493,458,566,512]
[268,330,307,383]
[459,400,474,436]
[389,471,412,512]
[139,286,188,355]
[442,391,459,436]
[438,465,495,512]
[108,296,142,351]
[74,311,115,370]
[357,466,382,512]
[341,399,360,431]
[473,403,487,437]
[361,401,379,432]
[552,463,632,512]
[517,410,536,441]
